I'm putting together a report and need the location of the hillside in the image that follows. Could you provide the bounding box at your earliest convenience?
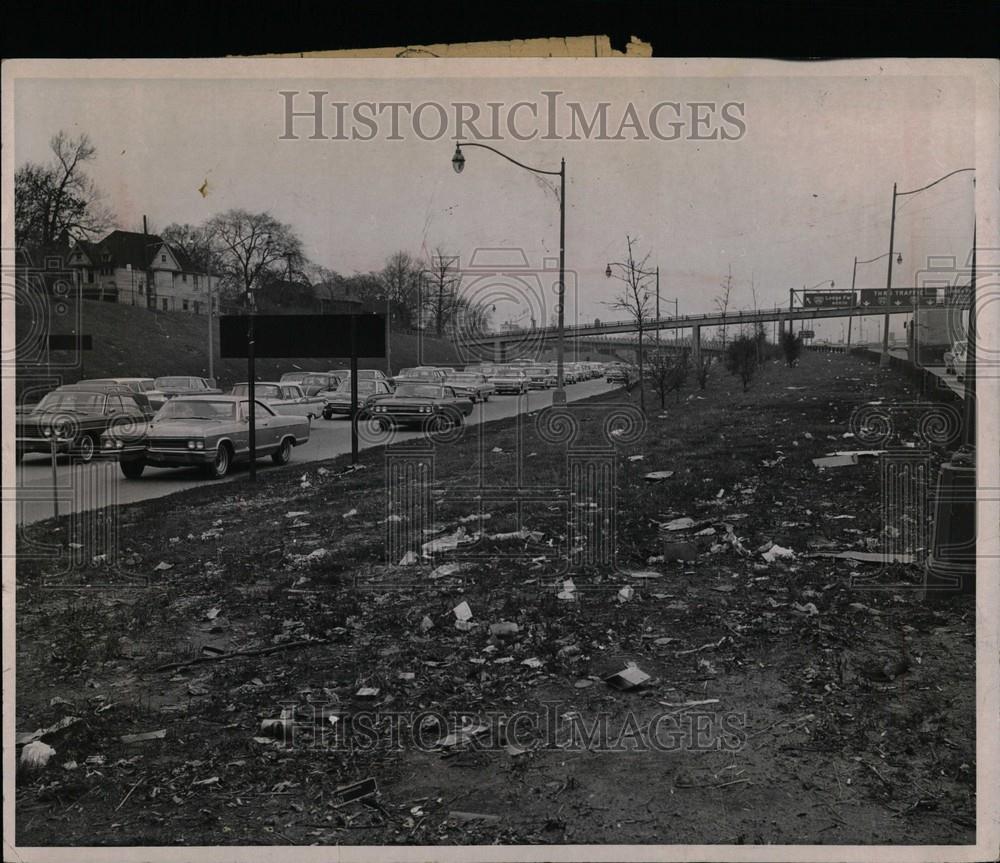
[15,299,467,392]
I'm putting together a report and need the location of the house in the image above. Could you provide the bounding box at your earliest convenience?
[69,230,219,314]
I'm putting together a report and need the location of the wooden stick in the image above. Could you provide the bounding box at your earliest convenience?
[153,638,329,673]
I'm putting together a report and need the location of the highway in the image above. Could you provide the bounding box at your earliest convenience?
[13,378,618,525]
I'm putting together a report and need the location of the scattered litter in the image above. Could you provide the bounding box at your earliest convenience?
[643,470,675,482]
[120,729,167,744]
[491,446,504,453]
[419,615,434,632]
[290,548,328,566]
[659,698,720,708]
[459,512,491,523]
[453,601,473,622]
[664,517,696,531]
[330,777,378,807]
[489,622,519,638]
[205,607,220,621]
[422,528,471,555]
[429,563,463,579]
[285,511,309,519]
[626,570,662,579]
[716,488,725,498]
[762,454,786,469]
[617,586,635,603]
[15,716,80,746]
[19,741,56,771]
[697,658,719,675]
[342,508,358,519]
[792,602,820,616]
[695,526,717,537]
[557,579,577,601]
[153,562,173,572]
[574,679,595,688]
[449,810,500,825]
[807,550,915,564]
[192,776,219,786]
[356,687,380,698]
[521,657,543,669]
[761,545,795,564]
[628,455,645,462]
[437,722,489,749]
[605,664,651,691]
[398,551,419,566]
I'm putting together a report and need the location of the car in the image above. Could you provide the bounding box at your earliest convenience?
[329,368,388,382]
[443,371,495,402]
[606,364,635,385]
[79,378,156,417]
[321,378,394,419]
[944,340,968,379]
[524,366,557,389]
[297,372,343,396]
[102,395,311,479]
[394,367,447,385]
[16,383,149,463]
[230,382,325,419]
[146,376,222,411]
[279,371,312,386]
[489,367,529,395]
[365,383,474,429]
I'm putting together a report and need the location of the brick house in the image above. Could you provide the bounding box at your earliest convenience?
[69,230,219,314]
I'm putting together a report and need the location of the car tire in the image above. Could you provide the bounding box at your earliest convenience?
[322,410,333,420]
[271,437,292,465]
[74,434,95,463]
[120,460,145,479]
[204,443,231,479]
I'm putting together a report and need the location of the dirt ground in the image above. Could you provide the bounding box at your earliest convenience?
[15,351,976,847]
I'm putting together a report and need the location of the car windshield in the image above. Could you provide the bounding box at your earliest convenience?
[527,367,551,375]
[36,392,105,412]
[302,375,331,386]
[280,372,309,382]
[157,399,236,421]
[155,377,202,389]
[394,384,444,399]
[231,384,282,399]
[398,369,439,380]
[494,369,522,377]
[334,380,377,395]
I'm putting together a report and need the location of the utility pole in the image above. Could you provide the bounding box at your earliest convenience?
[881,182,898,367]
[206,257,215,383]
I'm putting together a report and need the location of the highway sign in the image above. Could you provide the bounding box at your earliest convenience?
[858,288,939,307]
[799,329,815,339]
[802,291,855,308]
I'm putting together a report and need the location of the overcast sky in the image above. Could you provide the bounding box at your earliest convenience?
[13,61,978,340]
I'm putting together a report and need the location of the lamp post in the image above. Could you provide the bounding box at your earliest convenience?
[880,168,975,367]
[850,251,901,346]
[452,142,568,403]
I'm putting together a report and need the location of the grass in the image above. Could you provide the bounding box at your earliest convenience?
[14,351,976,846]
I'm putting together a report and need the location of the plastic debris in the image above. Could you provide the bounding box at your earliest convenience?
[453,601,473,622]
[617,586,635,603]
[762,544,795,563]
[154,561,173,572]
[643,470,675,482]
[605,664,651,691]
[664,517,696,531]
[356,687,380,698]
[20,741,56,771]
[15,716,80,746]
[342,508,358,518]
[120,729,167,744]
[557,579,577,600]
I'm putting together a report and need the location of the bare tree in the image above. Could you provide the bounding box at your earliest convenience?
[203,210,302,306]
[715,264,735,350]
[423,248,461,335]
[15,131,114,248]
[649,348,690,408]
[380,251,426,330]
[605,235,654,412]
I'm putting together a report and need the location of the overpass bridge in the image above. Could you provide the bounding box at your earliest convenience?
[464,298,969,364]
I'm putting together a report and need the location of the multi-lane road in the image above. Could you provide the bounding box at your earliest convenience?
[13,378,618,525]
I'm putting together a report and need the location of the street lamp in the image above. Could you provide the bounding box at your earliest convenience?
[880,167,974,366]
[849,251,901,346]
[605,261,679,346]
[451,141,568,403]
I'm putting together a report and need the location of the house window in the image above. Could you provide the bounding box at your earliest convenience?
[194,301,201,314]
[182,299,189,311]
[138,280,144,295]
[161,298,169,311]
[182,273,187,283]
[87,270,95,284]
[161,254,167,263]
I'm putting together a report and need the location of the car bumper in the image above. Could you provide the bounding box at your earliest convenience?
[144,449,215,467]
[17,436,72,455]
[493,384,524,393]
[98,443,148,461]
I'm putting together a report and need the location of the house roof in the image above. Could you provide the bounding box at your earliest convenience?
[72,230,208,274]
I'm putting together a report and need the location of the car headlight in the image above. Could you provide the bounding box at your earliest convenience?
[103,438,114,449]
[187,440,198,450]
[116,439,125,449]
[197,441,205,450]
[42,427,53,437]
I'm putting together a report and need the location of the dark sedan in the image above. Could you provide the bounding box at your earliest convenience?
[16,383,149,463]
[365,383,473,429]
